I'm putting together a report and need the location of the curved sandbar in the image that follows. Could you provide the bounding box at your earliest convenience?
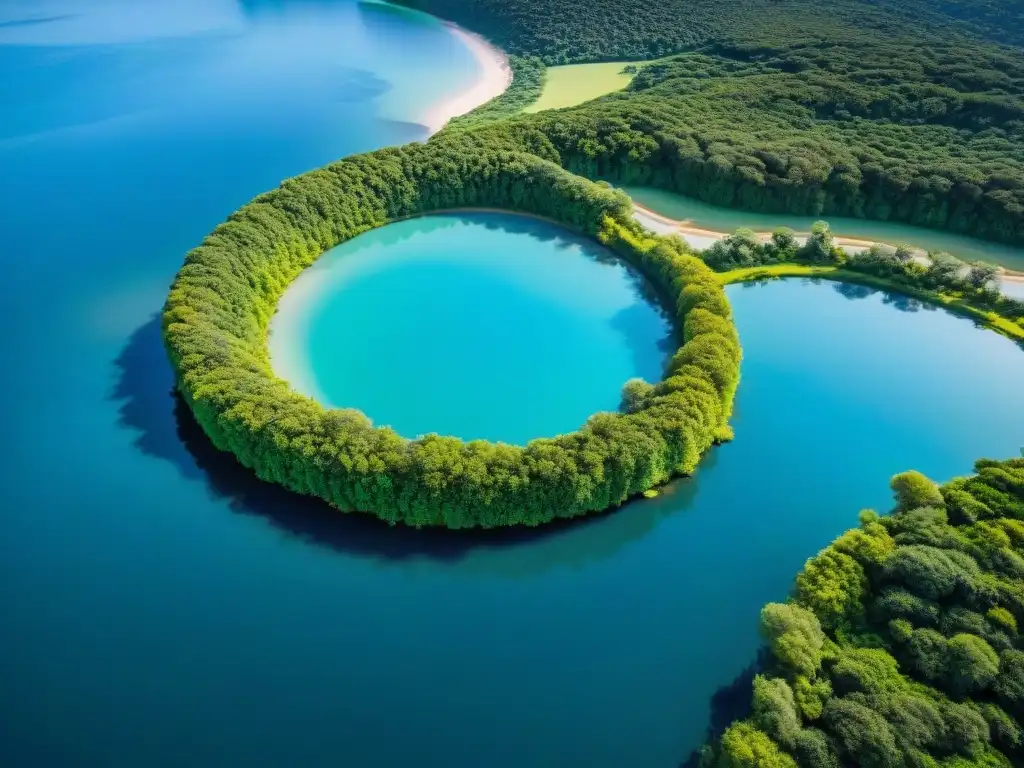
[419,24,512,133]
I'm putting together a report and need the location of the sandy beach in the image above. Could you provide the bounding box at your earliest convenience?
[420,24,512,135]
[633,202,1024,283]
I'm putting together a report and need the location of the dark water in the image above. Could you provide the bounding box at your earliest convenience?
[269,212,672,444]
[3,2,1024,767]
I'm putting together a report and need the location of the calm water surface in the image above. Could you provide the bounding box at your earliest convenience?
[3,2,1024,767]
[626,185,1024,271]
[270,212,672,444]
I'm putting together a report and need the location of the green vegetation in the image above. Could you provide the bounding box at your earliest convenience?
[445,55,545,130]
[699,220,1024,343]
[701,458,1024,768]
[394,0,1024,64]
[523,61,640,113]
[162,142,741,529]
[401,0,1024,245]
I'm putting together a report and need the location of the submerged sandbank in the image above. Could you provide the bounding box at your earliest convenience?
[420,24,511,134]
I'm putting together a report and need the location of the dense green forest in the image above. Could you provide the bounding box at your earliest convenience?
[700,458,1024,768]
[163,143,740,528]
[399,0,1024,245]
[394,0,1024,64]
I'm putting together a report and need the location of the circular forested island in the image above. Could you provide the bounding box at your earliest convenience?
[162,145,741,528]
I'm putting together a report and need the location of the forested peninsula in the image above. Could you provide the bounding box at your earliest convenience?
[702,459,1024,768]
[163,2,1024,764]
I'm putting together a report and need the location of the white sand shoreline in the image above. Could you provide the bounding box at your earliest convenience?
[633,203,1024,286]
[420,23,512,135]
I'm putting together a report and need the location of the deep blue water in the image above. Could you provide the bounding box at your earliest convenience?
[270,212,672,444]
[3,2,1024,767]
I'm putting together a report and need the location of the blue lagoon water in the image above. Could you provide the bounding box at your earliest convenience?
[270,212,672,444]
[3,2,1024,767]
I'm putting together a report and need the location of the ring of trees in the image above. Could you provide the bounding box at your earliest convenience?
[162,140,741,529]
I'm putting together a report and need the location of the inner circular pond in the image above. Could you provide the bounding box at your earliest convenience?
[269,211,674,444]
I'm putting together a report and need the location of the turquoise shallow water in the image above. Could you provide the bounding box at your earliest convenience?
[626,185,1024,271]
[3,2,1024,767]
[270,213,672,443]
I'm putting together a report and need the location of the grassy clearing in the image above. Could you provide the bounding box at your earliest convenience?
[523,62,641,112]
[718,264,1024,344]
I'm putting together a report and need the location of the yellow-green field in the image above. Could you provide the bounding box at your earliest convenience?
[524,62,642,113]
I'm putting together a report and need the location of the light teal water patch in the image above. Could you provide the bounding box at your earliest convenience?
[625,186,1024,271]
[270,212,673,444]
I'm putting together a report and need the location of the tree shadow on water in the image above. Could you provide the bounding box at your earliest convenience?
[111,315,711,570]
[830,280,929,312]
[832,281,874,301]
[677,647,772,768]
[609,300,677,383]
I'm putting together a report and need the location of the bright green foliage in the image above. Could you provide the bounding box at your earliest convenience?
[832,515,896,567]
[875,587,942,627]
[988,607,1018,634]
[752,676,802,748]
[792,675,831,721]
[829,647,904,696]
[619,378,654,414]
[759,603,825,679]
[715,722,798,768]
[889,618,914,643]
[947,634,1000,696]
[163,146,740,529]
[892,470,947,512]
[795,548,867,632]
